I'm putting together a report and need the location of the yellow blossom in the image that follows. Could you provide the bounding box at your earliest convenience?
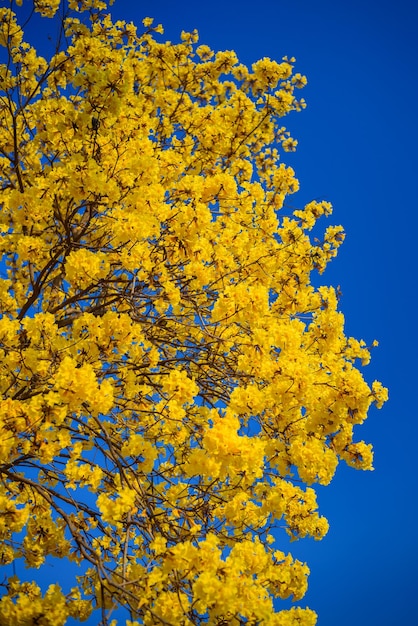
[0,2,386,624]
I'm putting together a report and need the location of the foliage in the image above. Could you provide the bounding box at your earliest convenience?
[0,1,388,624]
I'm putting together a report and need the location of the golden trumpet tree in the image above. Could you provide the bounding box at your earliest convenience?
[0,1,388,624]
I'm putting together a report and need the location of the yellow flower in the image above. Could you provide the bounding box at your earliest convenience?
[0,3,386,622]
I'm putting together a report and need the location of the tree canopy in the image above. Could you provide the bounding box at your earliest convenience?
[0,1,388,624]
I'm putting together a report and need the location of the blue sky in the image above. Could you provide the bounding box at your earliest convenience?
[110,1,418,622]
[3,0,418,624]
[112,0,418,623]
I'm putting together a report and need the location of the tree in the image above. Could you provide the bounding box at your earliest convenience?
[0,1,388,624]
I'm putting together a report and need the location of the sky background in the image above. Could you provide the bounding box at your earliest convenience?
[105,1,418,622]
[4,0,418,624]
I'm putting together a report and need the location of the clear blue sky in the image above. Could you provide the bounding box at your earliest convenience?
[111,1,418,622]
[5,0,418,624]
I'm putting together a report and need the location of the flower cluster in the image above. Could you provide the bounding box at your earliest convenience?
[0,1,387,624]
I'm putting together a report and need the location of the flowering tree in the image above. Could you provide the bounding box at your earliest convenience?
[0,1,388,624]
